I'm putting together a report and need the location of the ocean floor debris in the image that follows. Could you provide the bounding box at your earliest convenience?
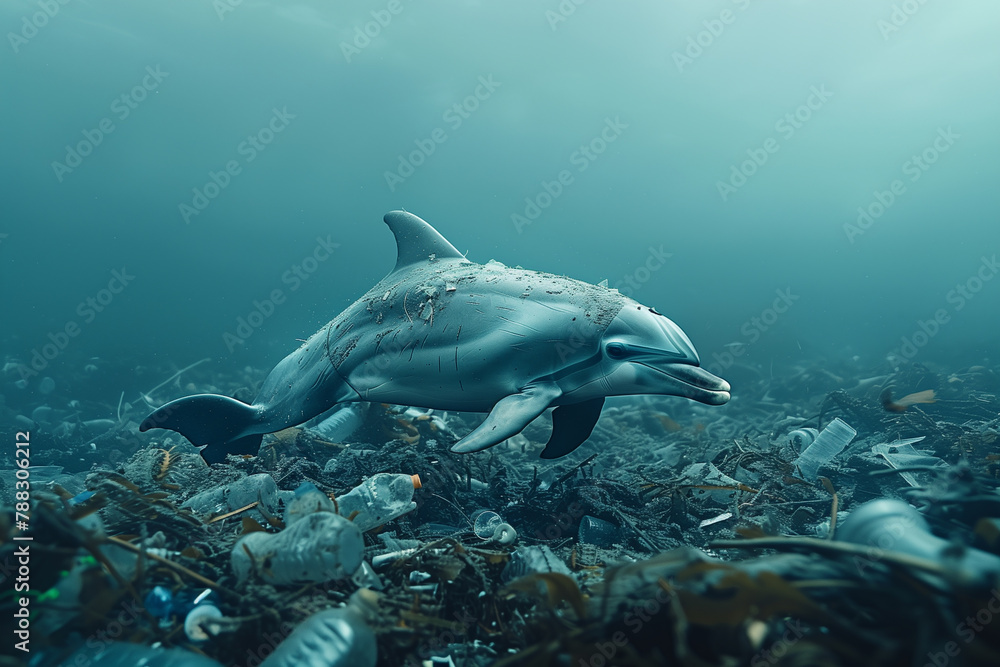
[3,355,1000,666]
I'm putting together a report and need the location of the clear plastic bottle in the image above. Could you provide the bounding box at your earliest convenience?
[792,418,856,479]
[336,473,421,532]
[260,589,379,667]
[231,511,364,585]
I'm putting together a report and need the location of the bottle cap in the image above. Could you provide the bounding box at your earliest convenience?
[411,474,422,489]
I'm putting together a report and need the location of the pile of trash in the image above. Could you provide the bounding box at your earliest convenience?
[2,356,1000,666]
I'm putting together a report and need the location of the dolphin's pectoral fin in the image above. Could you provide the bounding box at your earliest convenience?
[450,382,562,454]
[539,397,605,459]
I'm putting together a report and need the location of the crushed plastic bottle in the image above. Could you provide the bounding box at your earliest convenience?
[182,473,279,523]
[260,589,379,667]
[231,510,364,585]
[337,473,421,532]
[792,418,856,479]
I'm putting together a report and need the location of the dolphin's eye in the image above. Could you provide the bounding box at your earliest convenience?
[606,343,628,359]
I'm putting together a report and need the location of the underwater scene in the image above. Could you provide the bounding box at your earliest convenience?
[2,1,1000,665]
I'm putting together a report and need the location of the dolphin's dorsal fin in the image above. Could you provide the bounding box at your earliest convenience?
[383,211,467,273]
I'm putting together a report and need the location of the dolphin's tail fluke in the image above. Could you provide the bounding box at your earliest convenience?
[139,394,263,464]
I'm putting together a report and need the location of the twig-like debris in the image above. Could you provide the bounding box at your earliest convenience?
[552,454,598,489]
[708,536,948,576]
[107,535,237,597]
[142,357,211,405]
[819,476,839,539]
[613,508,659,552]
[206,501,258,524]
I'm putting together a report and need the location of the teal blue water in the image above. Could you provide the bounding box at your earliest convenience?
[2,0,998,392]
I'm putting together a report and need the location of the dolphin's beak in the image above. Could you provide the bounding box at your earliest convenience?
[641,361,731,405]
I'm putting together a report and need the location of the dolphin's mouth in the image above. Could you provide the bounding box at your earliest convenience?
[644,362,732,405]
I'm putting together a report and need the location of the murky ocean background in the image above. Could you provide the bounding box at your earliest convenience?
[2,0,999,412]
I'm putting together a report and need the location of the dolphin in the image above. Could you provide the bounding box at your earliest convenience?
[140,211,730,463]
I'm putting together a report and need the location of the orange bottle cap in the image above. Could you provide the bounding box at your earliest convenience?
[411,474,422,489]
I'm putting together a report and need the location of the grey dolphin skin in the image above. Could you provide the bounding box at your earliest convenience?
[140,211,731,463]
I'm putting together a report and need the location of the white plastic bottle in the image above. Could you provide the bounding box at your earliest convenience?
[336,473,421,532]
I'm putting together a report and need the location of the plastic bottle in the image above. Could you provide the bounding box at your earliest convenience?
[838,499,1000,587]
[336,473,421,532]
[231,511,364,585]
[792,418,856,479]
[260,589,379,667]
[182,473,279,522]
[310,403,368,442]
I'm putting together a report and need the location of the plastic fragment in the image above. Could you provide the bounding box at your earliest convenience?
[699,512,733,528]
